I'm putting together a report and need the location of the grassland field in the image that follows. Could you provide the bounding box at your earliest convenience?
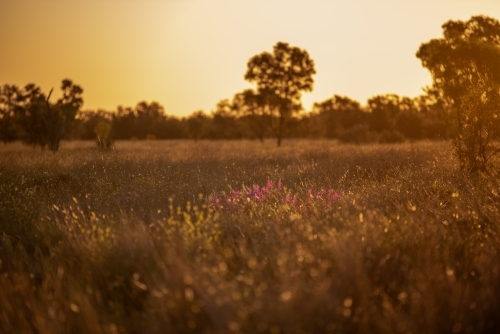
[1,139,500,334]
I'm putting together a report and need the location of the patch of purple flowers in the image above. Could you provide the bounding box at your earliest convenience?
[210,180,341,213]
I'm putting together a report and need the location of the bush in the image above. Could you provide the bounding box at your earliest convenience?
[94,120,113,149]
[453,73,500,174]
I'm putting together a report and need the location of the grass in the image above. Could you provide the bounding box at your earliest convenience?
[1,139,500,333]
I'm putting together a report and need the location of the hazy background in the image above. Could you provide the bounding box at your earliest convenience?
[1,0,500,116]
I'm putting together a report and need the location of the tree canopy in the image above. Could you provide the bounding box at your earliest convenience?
[416,15,500,102]
[245,42,316,146]
[417,15,500,173]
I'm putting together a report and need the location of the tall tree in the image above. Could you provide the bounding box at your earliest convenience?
[0,85,21,144]
[416,15,500,173]
[16,79,83,152]
[244,42,316,146]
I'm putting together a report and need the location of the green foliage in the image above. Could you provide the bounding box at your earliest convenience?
[245,42,316,146]
[232,89,270,141]
[186,110,208,141]
[0,85,21,144]
[94,120,114,149]
[453,73,500,173]
[73,109,112,140]
[416,16,500,101]
[111,101,169,140]
[3,83,455,145]
[417,15,500,173]
[368,94,413,133]
[338,124,378,144]
[14,80,83,152]
[311,95,368,139]
[206,99,247,140]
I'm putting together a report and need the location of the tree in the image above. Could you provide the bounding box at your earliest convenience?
[416,15,500,173]
[452,72,500,173]
[108,102,186,140]
[367,94,425,143]
[232,89,269,142]
[112,106,136,139]
[158,116,187,139]
[16,79,83,152]
[134,101,166,139]
[244,42,316,146]
[311,95,366,138]
[395,105,424,140]
[74,109,113,140]
[186,110,208,142]
[413,90,456,140]
[208,99,244,140]
[367,94,403,133]
[394,97,425,140]
[0,85,21,144]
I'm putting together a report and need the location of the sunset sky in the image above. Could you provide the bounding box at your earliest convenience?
[1,0,500,116]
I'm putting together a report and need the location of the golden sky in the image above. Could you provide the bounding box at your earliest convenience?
[1,0,500,116]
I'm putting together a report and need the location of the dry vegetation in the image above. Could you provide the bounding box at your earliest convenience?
[1,140,500,334]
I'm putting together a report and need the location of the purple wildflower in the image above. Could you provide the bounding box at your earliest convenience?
[285,193,297,206]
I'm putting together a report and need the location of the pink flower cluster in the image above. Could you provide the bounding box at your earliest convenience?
[210,180,341,213]
[307,189,342,204]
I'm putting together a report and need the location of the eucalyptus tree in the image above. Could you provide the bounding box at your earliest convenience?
[417,15,500,173]
[15,79,83,152]
[244,42,316,146]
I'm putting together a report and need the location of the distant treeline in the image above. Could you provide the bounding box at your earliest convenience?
[3,14,500,153]
[73,92,462,143]
[2,82,500,148]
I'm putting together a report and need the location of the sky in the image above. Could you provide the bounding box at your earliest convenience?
[1,0,500,117]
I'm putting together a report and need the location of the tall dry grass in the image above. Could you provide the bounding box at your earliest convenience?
[1,140,499,333]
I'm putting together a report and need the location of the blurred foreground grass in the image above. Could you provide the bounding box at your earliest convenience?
[1,140,499,334]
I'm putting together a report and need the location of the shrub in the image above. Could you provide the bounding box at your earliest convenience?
[94,120,114,149]
[453,73,500,174]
